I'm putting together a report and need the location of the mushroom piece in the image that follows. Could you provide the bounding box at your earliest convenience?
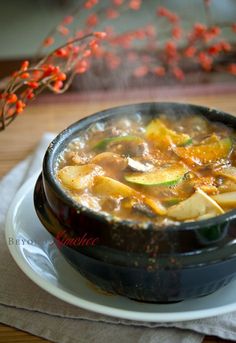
[132,203,157,218]
[127,157,153,172]
[108,139,150,157]
[121,197,157,218]
[91,152,127,171]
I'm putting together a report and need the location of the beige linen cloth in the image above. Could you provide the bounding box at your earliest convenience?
[1,133,236,343]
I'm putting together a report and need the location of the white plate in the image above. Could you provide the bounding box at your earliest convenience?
[5,173,236,322]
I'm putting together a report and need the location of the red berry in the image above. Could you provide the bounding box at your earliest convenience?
[83,49,92,58]
[198,52,212,71]
[43,37,54,47]
[157,7,179,23]
[172,67,185,80]
[113,0,123,5]
[84,0,98,9]
[75,60,88,74]
[165,41,177,60]
[7,108,16,117]
[20,72,30,79]
[27,81,39,89]
[106,8,119,19]
[53,80,63,91]
[193,23,207,37]
[129,0,142,11]
[220,41,231,52]
[57,72,67,81]
[133,65,148,77]
[93,32,107,39]
[184,46,196,58]
[33,70,42,81]
[157,7,169,17]
[209,26,221,36]
[208,44,221,55]
[55,48,68,58]
[26,90,35,100]
[86,14,99,27]
[172,26,182,40]
[63,16,74,25]
[16,100,26,113]
[57,25,70,36]
[21,60,29,71]
[228,64,236,75]
[6,93,17,104]
[154,66,165,76]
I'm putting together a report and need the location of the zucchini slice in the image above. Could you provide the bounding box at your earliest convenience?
[175,138,232,164]
[125,164,188,186]
[93,135,143,151]
[146,119,192,147]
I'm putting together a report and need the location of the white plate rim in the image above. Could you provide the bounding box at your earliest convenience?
[5,173,236,322]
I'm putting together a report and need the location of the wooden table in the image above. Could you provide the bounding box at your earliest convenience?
[0,90,235,343]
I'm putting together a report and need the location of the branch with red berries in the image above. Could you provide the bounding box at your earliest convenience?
[0,0,235,131]
[0,31,106,131]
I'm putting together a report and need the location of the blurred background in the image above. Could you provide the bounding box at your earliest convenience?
[0,0,235,91]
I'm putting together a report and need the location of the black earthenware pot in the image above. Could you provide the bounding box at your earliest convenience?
[34,102,236,303]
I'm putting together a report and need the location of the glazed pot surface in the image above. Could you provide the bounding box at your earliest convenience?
[34,102,236,302]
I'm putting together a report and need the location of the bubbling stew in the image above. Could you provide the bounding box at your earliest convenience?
[56,112,236,225]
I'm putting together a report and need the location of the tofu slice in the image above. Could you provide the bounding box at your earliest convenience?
[168,188,224,221]
[211,191,236,207]
[57,164,104,191]
[93,176,167,215]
